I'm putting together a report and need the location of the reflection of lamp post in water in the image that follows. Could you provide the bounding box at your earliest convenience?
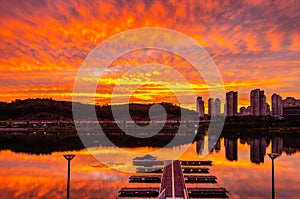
[268,153,280,199]
[64,154,75,199]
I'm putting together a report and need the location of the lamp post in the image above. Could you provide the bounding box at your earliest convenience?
[268,153,280,199]
[64,154,75,199]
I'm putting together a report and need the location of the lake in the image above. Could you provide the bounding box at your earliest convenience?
[0,133,300,199]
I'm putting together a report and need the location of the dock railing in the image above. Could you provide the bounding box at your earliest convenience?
[177,161,189,199]
[183,189,188,199]
[157,188,166,199]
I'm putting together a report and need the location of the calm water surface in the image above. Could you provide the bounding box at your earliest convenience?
[0,135,300,199]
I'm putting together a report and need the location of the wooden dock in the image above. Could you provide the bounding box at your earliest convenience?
[119,160,228,198]
[188,187,228,198]
[129,175,161,183]
[182,167,210,174]
[136,167,163,173]
[160,160,188,198]
[133,160,165,166]
[180,160,213,166]
[129,175,217,184]
[185,175,217,183]
[118,187,159,197]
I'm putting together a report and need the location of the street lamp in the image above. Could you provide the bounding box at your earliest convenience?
[64,154,75,199]
[268,153,280,199]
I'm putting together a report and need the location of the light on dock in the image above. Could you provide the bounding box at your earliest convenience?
[64,154,75,199]
[268,153,280,199]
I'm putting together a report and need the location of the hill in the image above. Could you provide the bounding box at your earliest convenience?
[0,98,198,121]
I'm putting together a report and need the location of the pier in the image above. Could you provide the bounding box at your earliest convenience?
[129,175,161,183]
[160,160,187,198]
[188,188,228,198]
[118,187,159,197]
[136,167,163,173]
[119,160,228,198]
[185,175,217,183]
[180,160,212,166]
[129,175,217,184]
[182,167,210,174]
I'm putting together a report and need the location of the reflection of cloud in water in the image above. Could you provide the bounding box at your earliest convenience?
[1,134,300,198]
[90,162,109,168]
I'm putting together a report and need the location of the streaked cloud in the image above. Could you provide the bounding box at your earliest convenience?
[0,0,299,110]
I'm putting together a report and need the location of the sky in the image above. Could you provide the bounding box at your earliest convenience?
[0,0,300,111]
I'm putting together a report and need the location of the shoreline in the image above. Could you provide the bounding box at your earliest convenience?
[1,127,300,155]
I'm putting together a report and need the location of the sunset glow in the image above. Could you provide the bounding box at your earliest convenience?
[1,0,300,110]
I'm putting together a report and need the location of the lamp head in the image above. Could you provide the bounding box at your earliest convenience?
[268,153,280,160]
[64,154,76,161]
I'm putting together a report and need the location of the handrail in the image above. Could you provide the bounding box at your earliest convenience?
[159,161,170,193]
[183,188,189,199]
[177,161,189,199]
[159,167,166,193]
[157,189,166,199]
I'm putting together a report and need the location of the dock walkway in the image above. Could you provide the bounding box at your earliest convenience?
[119,160,228,198]
[160,160,187,198]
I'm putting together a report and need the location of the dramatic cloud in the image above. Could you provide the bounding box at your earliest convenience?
[0,0,299,110]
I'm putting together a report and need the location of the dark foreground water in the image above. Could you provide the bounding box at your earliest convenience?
[0,133,300,199]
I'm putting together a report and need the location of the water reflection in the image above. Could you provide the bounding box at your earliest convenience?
[224,137,238,161]
[0,133,300,198]
[196,133,300,164]
[196,134,204,155]
[272,137,283,155]
[249,137,267,164]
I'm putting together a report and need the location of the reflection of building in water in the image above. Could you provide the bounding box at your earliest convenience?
[249,137,267,164]
[282,135,300,155]
[208,134,218,153]
[272,137,283,155]
[224,137,238,161]
[215,139,221,151]
[196,134,205,155]
[283,147,297,155]
[240,138,247,144]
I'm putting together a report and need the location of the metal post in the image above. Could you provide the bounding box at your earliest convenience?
[64,154,75,199]
[268,153,279,199]
[67,159,71,199]
[271,158,275,199]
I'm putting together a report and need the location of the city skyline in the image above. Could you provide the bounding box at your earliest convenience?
[197,88,300,115]
[1,1,300,111]
[1,86,299,115]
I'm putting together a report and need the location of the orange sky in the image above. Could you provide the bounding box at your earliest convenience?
[0,0,300,111]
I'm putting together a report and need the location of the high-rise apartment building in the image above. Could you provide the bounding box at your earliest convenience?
[240,106,251,116]
[250,89,260,116]
[226,91,238,116]
[208,98,221,116]
[196,97,205,118]
[272,93,283,116]
[215,98,221,116]
[250,89,269,116]
[208,98,214,116]
[283,97,300,107]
